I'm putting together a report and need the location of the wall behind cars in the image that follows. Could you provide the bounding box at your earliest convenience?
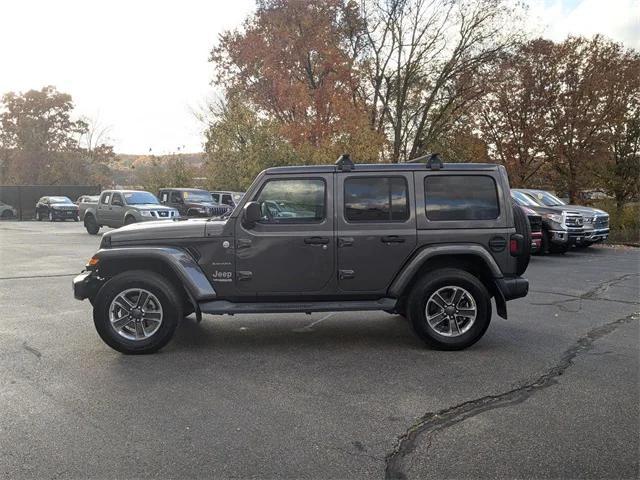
[0,185,101,220]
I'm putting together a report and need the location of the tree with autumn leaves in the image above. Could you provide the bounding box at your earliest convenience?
[206,0,638,206]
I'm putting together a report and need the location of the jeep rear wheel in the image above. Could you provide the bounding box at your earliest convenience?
[93,270,182,354]
[84,214,100,235]
[512,202,531,275]
[407,268,491,350]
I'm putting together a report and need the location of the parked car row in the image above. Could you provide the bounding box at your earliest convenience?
[512,189,609,254]
[81,188,244,234]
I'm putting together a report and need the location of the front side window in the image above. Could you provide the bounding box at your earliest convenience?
[254,179,325,223]
[344,177,409,222]
[111,193,124,206]
[222,194,234,206]
[425,175,499,221]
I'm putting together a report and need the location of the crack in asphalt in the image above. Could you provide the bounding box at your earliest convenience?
[384,312,639,480]
[530,273,640,311]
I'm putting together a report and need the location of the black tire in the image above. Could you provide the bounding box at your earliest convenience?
[36,211,41,221]
[549,242,569,254]
[74,215,79,222]
[124,215,136,225]
[84,214,100,235]
[93,270,182,354]
[512,202,531,275]
[48,211,54,222]
[407,268,492,350]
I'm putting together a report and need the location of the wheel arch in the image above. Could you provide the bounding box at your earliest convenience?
[388,245,505,318]
[92,247,216,307]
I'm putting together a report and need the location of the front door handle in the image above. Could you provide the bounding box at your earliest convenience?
[304,237,329,245]
[381,235,405,243]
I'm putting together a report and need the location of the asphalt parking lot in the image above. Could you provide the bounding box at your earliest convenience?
[0,221,638,479]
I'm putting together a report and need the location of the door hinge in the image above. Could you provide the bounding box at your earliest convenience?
[237,239,252,249]
[339,269,355,280]
[338,237,354,247]
[237,271,253,281]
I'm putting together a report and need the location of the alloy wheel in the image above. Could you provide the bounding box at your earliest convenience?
[108,288,163,341]
[425,286,477,337]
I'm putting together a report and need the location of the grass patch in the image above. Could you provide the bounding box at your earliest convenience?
[590,200,639,244]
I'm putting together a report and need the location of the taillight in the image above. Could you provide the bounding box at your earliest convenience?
[510,234,524,256]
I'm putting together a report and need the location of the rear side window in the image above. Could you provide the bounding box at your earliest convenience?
[345,177,409,222]
[425,175,499,221]
[100,193,111,205]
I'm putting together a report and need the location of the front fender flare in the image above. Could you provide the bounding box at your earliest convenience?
[387,244,503,298]
[94,246,216,301]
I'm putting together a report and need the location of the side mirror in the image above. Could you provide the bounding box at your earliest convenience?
[242,201,261,228]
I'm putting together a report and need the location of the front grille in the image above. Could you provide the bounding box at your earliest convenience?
[157,211,169,218]
[565,212,583,227]
[210,205,231,216]
[594,216,609,229]
[528,215,542,233]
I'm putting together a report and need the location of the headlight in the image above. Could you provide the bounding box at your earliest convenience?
[140,210,153,217]
[544,213,563,224]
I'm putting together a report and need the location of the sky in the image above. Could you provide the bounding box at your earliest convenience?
[0,0,638,154]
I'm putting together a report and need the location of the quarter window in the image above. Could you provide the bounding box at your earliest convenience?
[425,175,499,221]
[344,177,409,222]
[254,179,325,223]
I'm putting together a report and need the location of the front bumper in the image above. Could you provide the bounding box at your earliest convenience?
[73,271,102,300]
[548,228,586,245]
[531,232,543,253]
[52,209,79,219]
[581,229,610,243]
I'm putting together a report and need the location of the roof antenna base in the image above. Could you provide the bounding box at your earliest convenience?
[335,153,354,172]
[427,153,443,170]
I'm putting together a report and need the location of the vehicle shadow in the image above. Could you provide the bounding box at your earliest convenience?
[168,313,424,352]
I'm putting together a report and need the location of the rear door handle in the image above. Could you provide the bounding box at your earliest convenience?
[304,237,330,245]
[381,235,405,243]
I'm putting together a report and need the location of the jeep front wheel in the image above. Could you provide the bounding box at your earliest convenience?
[407,268,491,350]
[92,270,182,354]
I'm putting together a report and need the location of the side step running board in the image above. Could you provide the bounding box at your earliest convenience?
[198,298,397,315]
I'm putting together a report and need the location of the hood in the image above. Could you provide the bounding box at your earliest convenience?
[558,205,608,216]
[106,218,214,244]
[130,204,174,211]
[51,203,78,209]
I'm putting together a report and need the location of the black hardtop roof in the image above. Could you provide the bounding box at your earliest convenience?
[265,162,500,175]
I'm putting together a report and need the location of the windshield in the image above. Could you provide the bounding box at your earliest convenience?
[183,190,213,202]
[123,192,159,205]
[529,191,566,207]
[49,197,73,204]
[511,191,540,207]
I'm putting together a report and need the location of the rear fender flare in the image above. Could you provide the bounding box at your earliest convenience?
[388,244,503,298]
[94,247,216,301]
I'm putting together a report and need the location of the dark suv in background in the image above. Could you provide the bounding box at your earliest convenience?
[158,188,231,218]
[35,196,79,222]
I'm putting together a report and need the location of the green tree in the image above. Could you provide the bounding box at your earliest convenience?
[0,86,89,184]
[203,95,297,191]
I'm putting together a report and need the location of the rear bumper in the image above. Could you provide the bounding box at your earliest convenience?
[73,271,102,301]
[496,276,529,301]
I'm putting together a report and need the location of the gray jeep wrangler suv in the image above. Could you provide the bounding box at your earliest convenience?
[73,155,530,354]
